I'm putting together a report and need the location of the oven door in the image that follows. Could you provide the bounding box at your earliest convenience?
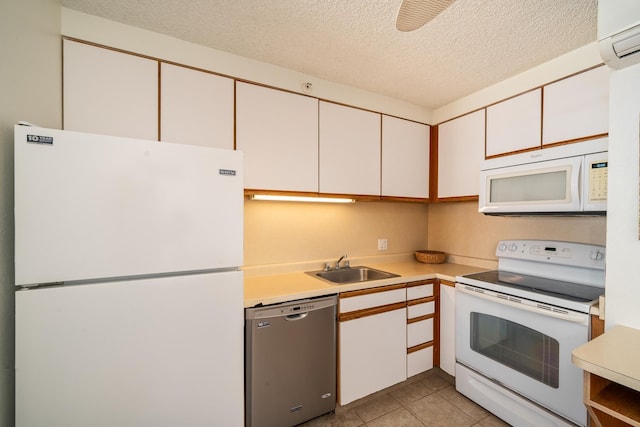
[455,284,589,426]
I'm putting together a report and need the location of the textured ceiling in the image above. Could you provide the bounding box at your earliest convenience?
[60,0,597,110]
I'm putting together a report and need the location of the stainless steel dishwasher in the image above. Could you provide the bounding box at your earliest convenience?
[245,294,337,427]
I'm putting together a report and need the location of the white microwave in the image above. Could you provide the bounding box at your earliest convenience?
[479,139,608,215]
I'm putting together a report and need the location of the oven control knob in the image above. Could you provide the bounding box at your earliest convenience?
[590,249,604,262]
[498,243,508,252]
[509,243,518,252]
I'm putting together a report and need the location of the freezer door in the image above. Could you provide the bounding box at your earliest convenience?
[15,271,244,427]
[14,125,243,286]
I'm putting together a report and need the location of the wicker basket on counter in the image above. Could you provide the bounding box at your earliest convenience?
[414,250,446,264]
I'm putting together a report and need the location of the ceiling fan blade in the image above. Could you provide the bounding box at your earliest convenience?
[396,0,456,32]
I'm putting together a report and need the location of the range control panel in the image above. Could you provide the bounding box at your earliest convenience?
[496,239,606,269]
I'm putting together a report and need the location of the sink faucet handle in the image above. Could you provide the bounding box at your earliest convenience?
[335,254,347,270]
[324,262,331,271]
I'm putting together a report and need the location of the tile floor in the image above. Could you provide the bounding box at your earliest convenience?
[299,368,510,427]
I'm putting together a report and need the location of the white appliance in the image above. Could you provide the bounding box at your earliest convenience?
[14,124,244,427]
[479,138,608,215]
[455,240,606,427]
[598,0,640,70]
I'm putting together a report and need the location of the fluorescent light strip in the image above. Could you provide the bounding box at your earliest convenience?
[250,194,355,203]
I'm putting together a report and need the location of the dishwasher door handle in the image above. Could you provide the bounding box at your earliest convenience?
[285,312,309,321]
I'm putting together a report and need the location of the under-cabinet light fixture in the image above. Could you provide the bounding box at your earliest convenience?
[249,194,355,204]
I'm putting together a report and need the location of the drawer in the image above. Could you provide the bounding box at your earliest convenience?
[406,282,433,300]
[339,285,406,313]
[407,345,433,377]
[407,300,435,319]
[407,318,434,347]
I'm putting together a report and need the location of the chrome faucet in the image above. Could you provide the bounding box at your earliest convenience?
[335,254,348,270]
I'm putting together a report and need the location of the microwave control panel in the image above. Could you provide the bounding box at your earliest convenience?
[588,159,608,202]
[584,151,608,211]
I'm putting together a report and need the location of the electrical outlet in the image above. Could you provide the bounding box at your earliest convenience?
[377,238,388,251]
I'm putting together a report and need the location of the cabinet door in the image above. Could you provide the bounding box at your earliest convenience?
[542,66,610,146]
[338,308,406,405]
[381,116,430,198]
[407,300,435,318]
[160,63,234,149]
[406,282,434,300]
[439,282,456,377]
[437,110,485,199]
[407,347,433,378]
[63,40,158,140]
[407,318,434,347]
[236,82,319,192]
[339,287,406,313]
[319,102,381,196]
[486,89,541,157]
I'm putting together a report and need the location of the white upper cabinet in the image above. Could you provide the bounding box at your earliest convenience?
[236,82,319,192]
[160,63,234,149]
[437,110,486,199]
[319,102,381,196]
[381,116,430,199]
[63,40,158,140]
[542,66,610,146]
[486,89,542,157]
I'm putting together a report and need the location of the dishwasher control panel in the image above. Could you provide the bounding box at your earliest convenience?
[246,295,338,319]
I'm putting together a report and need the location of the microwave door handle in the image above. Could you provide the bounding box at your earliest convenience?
[456,286,589,324]
[573,160,582,208]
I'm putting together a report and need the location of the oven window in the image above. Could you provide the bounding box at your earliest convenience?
[470,312,559,388]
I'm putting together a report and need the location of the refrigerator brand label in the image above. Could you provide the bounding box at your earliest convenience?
[257,321,270,329]
[26,134,53,145]
[219,169,236,176]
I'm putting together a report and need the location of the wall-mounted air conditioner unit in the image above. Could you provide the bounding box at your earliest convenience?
[598,0,640,69]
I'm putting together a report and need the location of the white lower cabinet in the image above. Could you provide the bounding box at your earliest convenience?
[439,280,456,377]
[407,346,434,378]
[338,280,440,404]
[407,318,434,347]
[338,285,407,405]
[406,280,435,378]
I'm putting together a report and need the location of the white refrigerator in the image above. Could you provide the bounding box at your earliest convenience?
[13,124,244,427]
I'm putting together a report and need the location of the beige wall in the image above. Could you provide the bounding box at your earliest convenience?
[244,199,429,266]
[1,1,62,426]
[244,199,607,270]
[427,201,607,261]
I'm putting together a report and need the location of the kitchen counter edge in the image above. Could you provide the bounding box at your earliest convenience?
[572,324,640,392]
[244,261,488,308]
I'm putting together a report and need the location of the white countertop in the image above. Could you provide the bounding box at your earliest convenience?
[244,259,488,307]
[572,325,640,392]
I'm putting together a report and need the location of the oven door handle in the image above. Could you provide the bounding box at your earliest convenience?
[457,285,589,324]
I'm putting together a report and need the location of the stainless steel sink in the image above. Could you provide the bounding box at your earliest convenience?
[306,266,399,284]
